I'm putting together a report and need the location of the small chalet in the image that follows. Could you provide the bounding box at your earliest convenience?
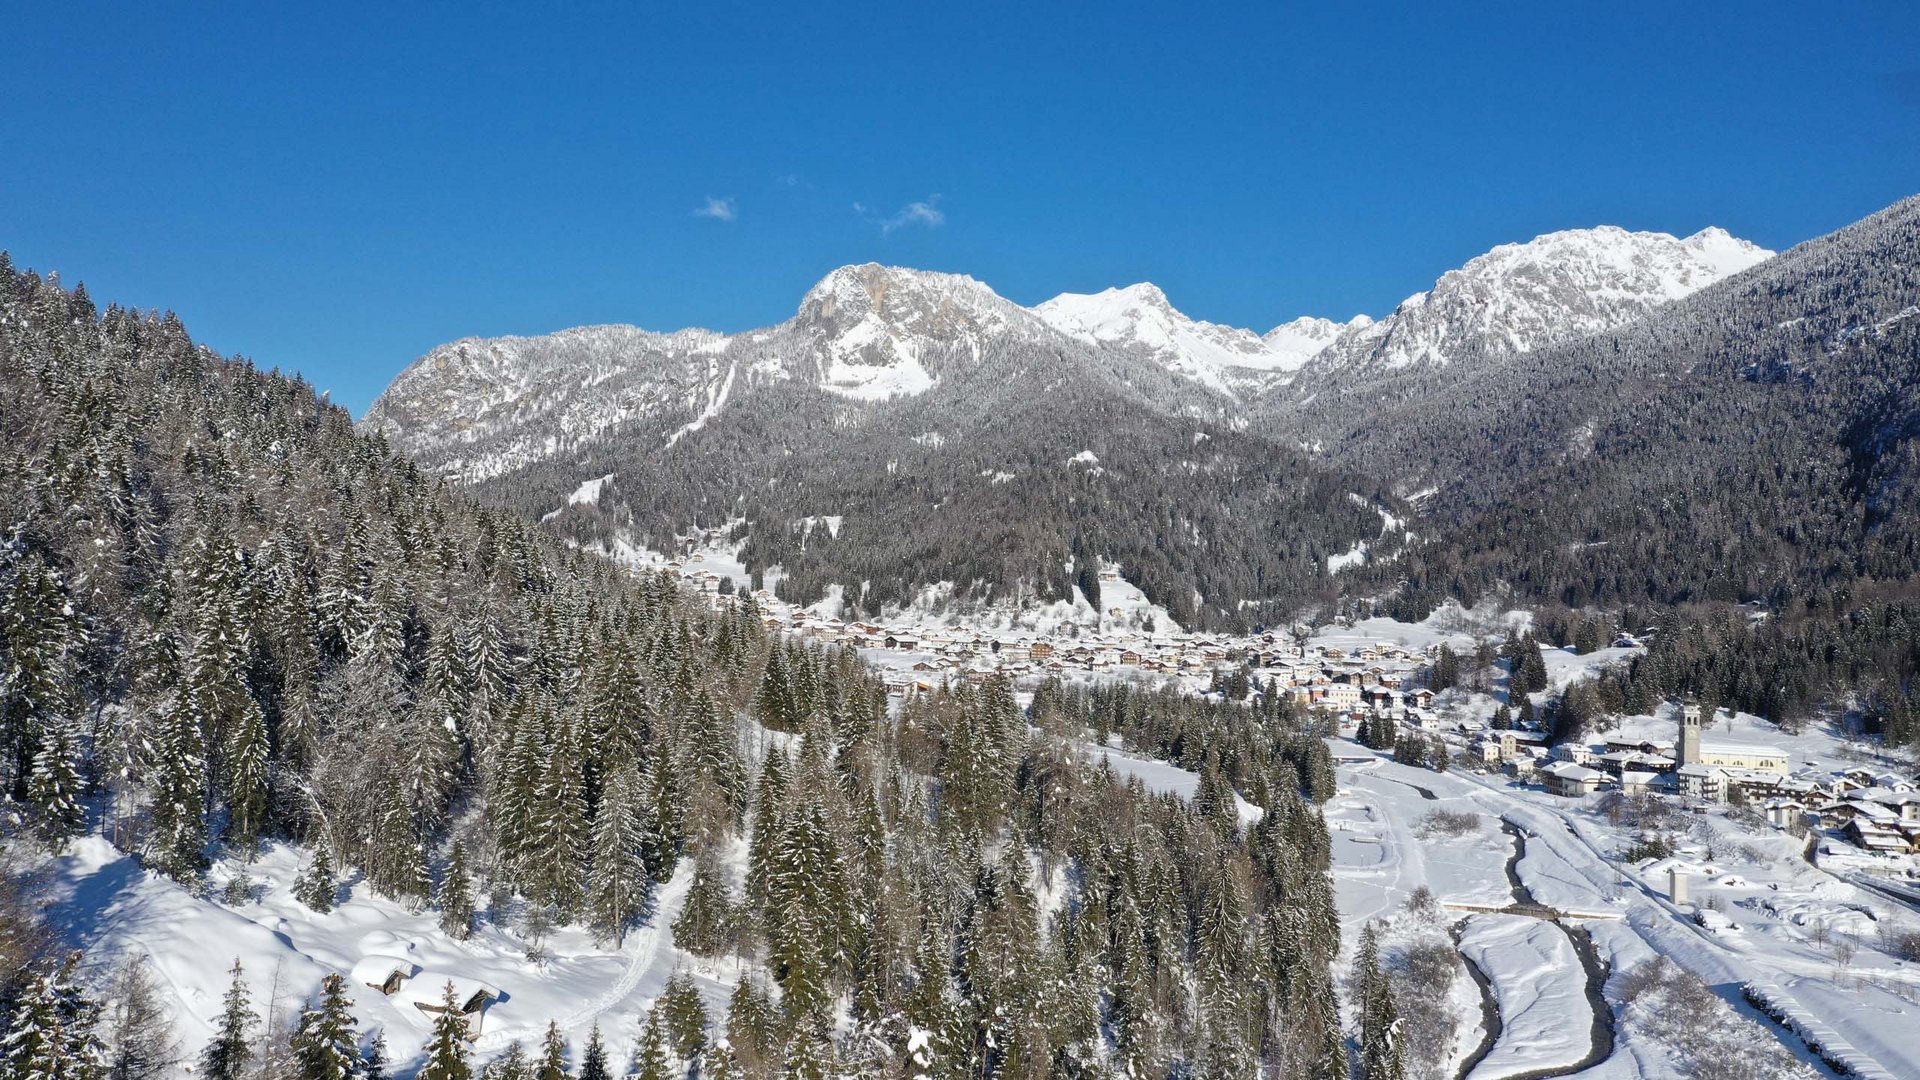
[395,975,502,1038]
[350,955,418,995]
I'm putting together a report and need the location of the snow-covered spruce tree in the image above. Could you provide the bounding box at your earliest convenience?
[27,717,86,849]
[361,1033,389,1080]
[1356,922,1406,1080]
[437,840,477,940]
[585,766,650,947]
[637,753,684,885]
[623,1013,669,1080]
[478,1041,528,1080]
[533,1022,568,1080]
[670,850,733,957]
[415,983,473,1080]
[527,716,588,916]
[655,972,708,1060]
[289,974,363,1080]
[575,1027,608,1080]
[198,959,255,1080]
[720,977,776,1080]
[295,836,337,913]
[763,801,842,1020]
[3,954,104,1080]
[678,687,745,841]
[141,682,207,883]
[221,699,270,848]
[368,784,432,906]
[0,548,82,809]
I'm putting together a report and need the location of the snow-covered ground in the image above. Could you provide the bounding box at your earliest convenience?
[1328,737,1920,1078]
[1083,740,1263,825]
[44,835,739,1071]
[1457,914,1591,1079]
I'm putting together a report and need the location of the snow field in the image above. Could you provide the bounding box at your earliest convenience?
[1457,914,1591,1079]
[46,836,741,1074]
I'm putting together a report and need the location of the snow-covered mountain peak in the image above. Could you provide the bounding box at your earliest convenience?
[1260,314,1365,367]
[1035,282,1344,396]
[1295,223,1776,376]
[1681,226,1773,276]
[794,263,1028,401]
[798,263,1014,328]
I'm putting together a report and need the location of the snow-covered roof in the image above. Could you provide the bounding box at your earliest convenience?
[1846,800,1898,821]
[393,973,502,1011]
[1699,739,1788,756]
[349,954,418,986]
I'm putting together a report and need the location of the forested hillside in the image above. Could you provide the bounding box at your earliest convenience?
[0,258,1350,1079]
[1341,194,1920,615]
[1350,196,1920,750]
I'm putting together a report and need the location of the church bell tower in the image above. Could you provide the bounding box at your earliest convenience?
[1678,697,1703,767]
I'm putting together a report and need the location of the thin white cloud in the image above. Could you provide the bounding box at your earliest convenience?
[774,173,802,188]
[694,196,737,222]
[879,195,944,234]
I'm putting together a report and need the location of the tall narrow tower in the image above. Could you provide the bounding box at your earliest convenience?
[1679,696,1703,767]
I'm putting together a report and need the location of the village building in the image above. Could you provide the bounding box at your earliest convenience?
[1619,770,1658,796]
[1554,743,1601,766]
[1542,760,1607,797]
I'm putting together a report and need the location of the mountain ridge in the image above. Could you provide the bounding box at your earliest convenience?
[361,217,1789,627]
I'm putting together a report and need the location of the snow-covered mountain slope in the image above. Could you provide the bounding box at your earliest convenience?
[1264,314,1370,369]
[364,324,737,482]
[368,224,1771,480]
[1035,283,1364,396]
[365,263,1232,482]
[795,263,1030,400]
[1284,225,1773,387]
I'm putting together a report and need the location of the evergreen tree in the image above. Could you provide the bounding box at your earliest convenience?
[624,1013,670,1080]
[534,1022,569,1080]
[416,983,474,1080]
[144,686,207,883]
[198,959,254,1080]
[480,1043,529,1080]
[438,840,477,940]
[1431,645,1459,693]
[656,972,708,1059]
[296,837,337,913]
[670,852,733,957]
[27,718,86,848]
[3,956,104,1080]
[1357,923,1406,1080]
[222,700,270,846]
[721,978,775,1080]
[576,1027,609,1080]
[361,1034,387,1080]
[585,767,650,947]
[289,974,362,1080]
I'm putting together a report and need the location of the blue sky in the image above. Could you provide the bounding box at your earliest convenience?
[4,2,1917,414]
